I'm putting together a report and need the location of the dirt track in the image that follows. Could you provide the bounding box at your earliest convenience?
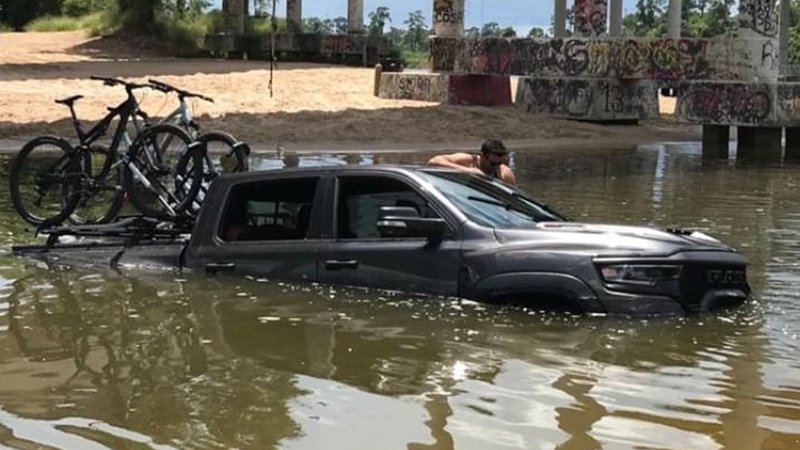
[0,31,697,152]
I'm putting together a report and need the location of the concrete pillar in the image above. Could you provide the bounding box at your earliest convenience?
[287,0,302,34]
[573,0,608,37]
[668,0,682,38]
[702,125,730,159]
[554,0,567,38]
[348,0,365,34]
[609,0,623,37]
[737,126,783,160]
[433,0,465,37]
[779,0,790,70]
[227,0,245,34]
[786,127,800,159]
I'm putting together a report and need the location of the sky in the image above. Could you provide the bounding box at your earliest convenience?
[210,1,642,34]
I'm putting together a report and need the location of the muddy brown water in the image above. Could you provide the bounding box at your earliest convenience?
[0,144,798,449]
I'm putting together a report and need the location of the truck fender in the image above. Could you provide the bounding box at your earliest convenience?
[470,272,605,314]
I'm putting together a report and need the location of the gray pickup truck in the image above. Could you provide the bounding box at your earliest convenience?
[13,165,750,315]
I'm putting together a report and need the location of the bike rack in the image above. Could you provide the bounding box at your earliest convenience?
[31,215,195,249]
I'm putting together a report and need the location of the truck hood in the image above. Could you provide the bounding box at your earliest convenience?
[493,222,736,257]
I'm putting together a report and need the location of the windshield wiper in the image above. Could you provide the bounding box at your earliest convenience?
[510,193,569,222]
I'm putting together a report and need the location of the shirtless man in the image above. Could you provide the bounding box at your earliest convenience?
[427,139,517,185]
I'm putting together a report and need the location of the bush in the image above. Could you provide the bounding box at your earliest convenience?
[0,22,11,32]
[402,50,428,69]
[62,0,93,17]
[25,15,84,31]
[24,12,110,33]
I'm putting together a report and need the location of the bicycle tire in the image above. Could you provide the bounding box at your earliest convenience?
[197,131,248,175]
[9,136,82,226]
[68,144,125,225]
[123,123,203,219]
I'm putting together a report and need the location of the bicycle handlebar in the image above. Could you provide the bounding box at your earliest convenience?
[148,78,215,103]
[90,75,151,93]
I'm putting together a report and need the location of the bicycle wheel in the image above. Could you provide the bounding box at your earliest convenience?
[197,131,249,175]
[123,123,203,219]
[9,136,82,226]
[68,144,125,225]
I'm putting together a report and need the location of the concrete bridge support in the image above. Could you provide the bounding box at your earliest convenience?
[785,128,800,159]
[703,125,730,159]
[609,0,623,37]
[668,0,682,38]
[433,0,465,37]
[737,127,783,160]
[287,0,302,34]
[554,0,567,38]
[226,0,245,34]
[348,0,364,34]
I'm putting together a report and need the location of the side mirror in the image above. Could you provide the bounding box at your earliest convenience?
[376,206,446,240]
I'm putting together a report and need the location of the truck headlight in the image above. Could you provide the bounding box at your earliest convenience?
[599,264,682,286]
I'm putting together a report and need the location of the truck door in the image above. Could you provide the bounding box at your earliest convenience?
[194,176,322,282]
[317,174,462,296]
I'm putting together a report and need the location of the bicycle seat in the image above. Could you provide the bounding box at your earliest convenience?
[55,95,84,106]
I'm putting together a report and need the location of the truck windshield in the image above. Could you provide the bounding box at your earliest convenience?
[418,170,566,228]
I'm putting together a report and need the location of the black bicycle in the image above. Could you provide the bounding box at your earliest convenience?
[9,76,205,227]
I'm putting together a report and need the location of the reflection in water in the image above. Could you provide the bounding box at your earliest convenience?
[1,144,800,449]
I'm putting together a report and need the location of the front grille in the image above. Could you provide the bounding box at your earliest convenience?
[679,264,749,308]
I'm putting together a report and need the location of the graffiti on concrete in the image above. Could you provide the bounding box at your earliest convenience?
[677,83,773,124]
[453,38,717,80]
[573,0,608,37]
[738,0,779,37]
[378,74,449,102]
[430,37,459,72]
[437,37,780,82]
[322,35,360,53]
[462,39,514,74]
[433,0,463,26]
[761,40,778,71]
[517,78,658,119]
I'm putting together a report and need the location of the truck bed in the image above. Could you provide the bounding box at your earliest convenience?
[11,216,191,270]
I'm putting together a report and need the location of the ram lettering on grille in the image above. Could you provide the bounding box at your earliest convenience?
[705,269,746,285]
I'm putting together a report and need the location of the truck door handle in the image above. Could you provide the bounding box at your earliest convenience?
[205,262,236,274]
[325,260,359,270]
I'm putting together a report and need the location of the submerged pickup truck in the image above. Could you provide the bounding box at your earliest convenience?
[13,165,751,315]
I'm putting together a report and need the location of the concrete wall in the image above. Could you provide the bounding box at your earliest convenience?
[674,81,800,126]
[430,37,779,82]
[378,73,512,106]
[379,73,450,103]
[517,78,659,120]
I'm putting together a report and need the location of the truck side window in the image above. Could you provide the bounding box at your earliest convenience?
[337,176,436,240]
[220,178,318,242]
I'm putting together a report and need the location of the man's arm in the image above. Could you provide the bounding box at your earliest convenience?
[499,165,517,185]
[427,153,482,174]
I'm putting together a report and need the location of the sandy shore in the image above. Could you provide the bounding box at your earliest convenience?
[0,30,698,153]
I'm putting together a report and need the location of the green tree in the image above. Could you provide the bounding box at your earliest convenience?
[303,17,332,34]
[622,0,666,37]
[367,6,390,36]
[332,16,347,34]
[527,27,546,38]
[480,21,501,37]
[0,0,63,29]
[403,10,428,51]
[464,26,480,38]
[499,26,516,38]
